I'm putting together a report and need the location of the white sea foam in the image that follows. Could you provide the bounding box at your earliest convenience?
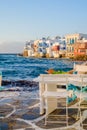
[0,91,20,99]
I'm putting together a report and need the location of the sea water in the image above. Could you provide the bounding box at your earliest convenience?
[0,54,78,81]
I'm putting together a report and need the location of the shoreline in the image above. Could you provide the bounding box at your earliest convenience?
[2,80,39,87]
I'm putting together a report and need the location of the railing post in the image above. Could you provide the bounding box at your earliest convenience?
[39,75,45,115]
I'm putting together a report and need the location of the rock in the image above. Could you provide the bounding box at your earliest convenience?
[2,80,39,91]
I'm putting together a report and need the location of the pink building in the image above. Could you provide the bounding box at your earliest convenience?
[74,42,87,56]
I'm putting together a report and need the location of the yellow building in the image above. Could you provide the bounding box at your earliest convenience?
[23,48,28,57]
[65,33,87,57]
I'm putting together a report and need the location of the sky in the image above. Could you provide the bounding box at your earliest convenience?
[0,0,87,53]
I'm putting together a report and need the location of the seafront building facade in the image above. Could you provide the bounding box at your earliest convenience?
[74,40,87,56]
[23,36,66,58]
[23,33,87,58]
[65,33,87,58]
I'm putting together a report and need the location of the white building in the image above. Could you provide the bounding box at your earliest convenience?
[23,36,66,58]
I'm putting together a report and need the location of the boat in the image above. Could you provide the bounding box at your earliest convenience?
[46,61,87,74]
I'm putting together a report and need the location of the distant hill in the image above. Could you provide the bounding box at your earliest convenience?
[0,41,24,53]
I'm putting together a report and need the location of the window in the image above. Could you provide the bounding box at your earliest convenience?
[80,49,85,52]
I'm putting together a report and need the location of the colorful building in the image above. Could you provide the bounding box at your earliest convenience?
[74,41,87,56]
[51,42,60,58]
[23,33,87,58]
[65,33,87,57]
